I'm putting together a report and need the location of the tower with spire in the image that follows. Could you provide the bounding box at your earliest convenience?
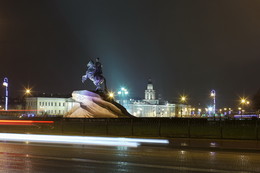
[143,79,159,104]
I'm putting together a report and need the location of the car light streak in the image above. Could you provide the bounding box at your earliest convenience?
[0,133,169,147]
[0,133,138,147]
[0,110,37,112]
[116,137,169,144]
[0,120,54,125]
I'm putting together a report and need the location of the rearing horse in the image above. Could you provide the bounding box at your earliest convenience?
[82,60,107,92]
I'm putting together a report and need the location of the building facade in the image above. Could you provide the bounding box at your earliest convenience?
[25,97,76,116]
[25,79,191,117]
[121,79,191,117]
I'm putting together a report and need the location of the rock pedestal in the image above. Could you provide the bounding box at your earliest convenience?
[65,90,133,118]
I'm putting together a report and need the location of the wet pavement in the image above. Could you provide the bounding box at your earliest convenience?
[168,138,260,151]
[0,137,260,172]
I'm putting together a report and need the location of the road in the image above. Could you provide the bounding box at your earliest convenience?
[0,138,260,173]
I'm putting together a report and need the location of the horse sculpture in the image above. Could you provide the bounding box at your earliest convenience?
[82,59,107,92]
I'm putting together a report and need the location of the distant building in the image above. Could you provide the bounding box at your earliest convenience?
[143,79,159,105]
[24,80,191,117]
[25,97,76,116]
[120,79,191,117]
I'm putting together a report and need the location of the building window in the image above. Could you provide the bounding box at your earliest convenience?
[59,103,61,106]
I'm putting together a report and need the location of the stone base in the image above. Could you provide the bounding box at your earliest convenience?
[65,90,133,118]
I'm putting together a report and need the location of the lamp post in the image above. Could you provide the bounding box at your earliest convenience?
[180,95,187,118]
[3,77,8,110]
[240,98,250,119]
[210,90,216,120]
[23,88,32,110]
[118,87,129,105]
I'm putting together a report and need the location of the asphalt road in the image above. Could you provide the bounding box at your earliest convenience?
[0,139,260,173]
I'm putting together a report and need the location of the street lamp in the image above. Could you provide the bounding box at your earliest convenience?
[108,92,115,99]
[3,77,8,110]
[25,89,31,95]
[240,97,250,117]
[181,96,186,102]
[23,88,32,110]
[118,87,129,105]
[179,95,187,118]
[210,90,216,115]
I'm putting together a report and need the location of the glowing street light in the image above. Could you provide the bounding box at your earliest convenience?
[2,77,8,110]
[241,98,246,104]
[210,90,216,115]
[118,87,129,96]
[180,96,186,102]
[108,92,115,99]
[25,89,31,95]
[179,95,187,118]
[118,87,129,105]
[240,97,250,116]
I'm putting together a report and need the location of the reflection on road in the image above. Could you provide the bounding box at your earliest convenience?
[0,137,259,172]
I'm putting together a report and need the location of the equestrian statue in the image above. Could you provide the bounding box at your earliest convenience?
[82,58,107,93]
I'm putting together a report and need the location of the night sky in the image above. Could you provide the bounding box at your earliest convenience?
[0,0,260,107]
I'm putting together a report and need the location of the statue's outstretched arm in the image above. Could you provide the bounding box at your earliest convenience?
[82,75,88,83]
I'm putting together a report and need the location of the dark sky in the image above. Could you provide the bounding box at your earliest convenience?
[0,0,260,107]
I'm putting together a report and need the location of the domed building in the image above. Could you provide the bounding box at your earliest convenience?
[122,79,191,117]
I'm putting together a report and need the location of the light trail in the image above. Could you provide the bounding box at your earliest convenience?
[0,120,54,125]
[0,133,169,147]
[0,110,37,112]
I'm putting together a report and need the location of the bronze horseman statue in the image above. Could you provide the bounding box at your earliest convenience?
[65,57,134,118]
[82,58,108,93]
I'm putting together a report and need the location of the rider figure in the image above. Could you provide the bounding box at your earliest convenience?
[82,57,107,93]
[94,57,102,77]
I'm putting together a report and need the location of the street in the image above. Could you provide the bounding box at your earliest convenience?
[0,137,260,173]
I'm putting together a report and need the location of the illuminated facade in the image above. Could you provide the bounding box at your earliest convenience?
[25,80,191,117]
[122,79,191,117]
[143,79,159,105]
[25,97,76,116]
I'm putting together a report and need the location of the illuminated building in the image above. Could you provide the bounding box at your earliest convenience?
[25,96,76,116]
[143,79,159,105]
[121,79,191,117]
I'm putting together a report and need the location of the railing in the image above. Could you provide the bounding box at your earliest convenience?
[0,117,259,140]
